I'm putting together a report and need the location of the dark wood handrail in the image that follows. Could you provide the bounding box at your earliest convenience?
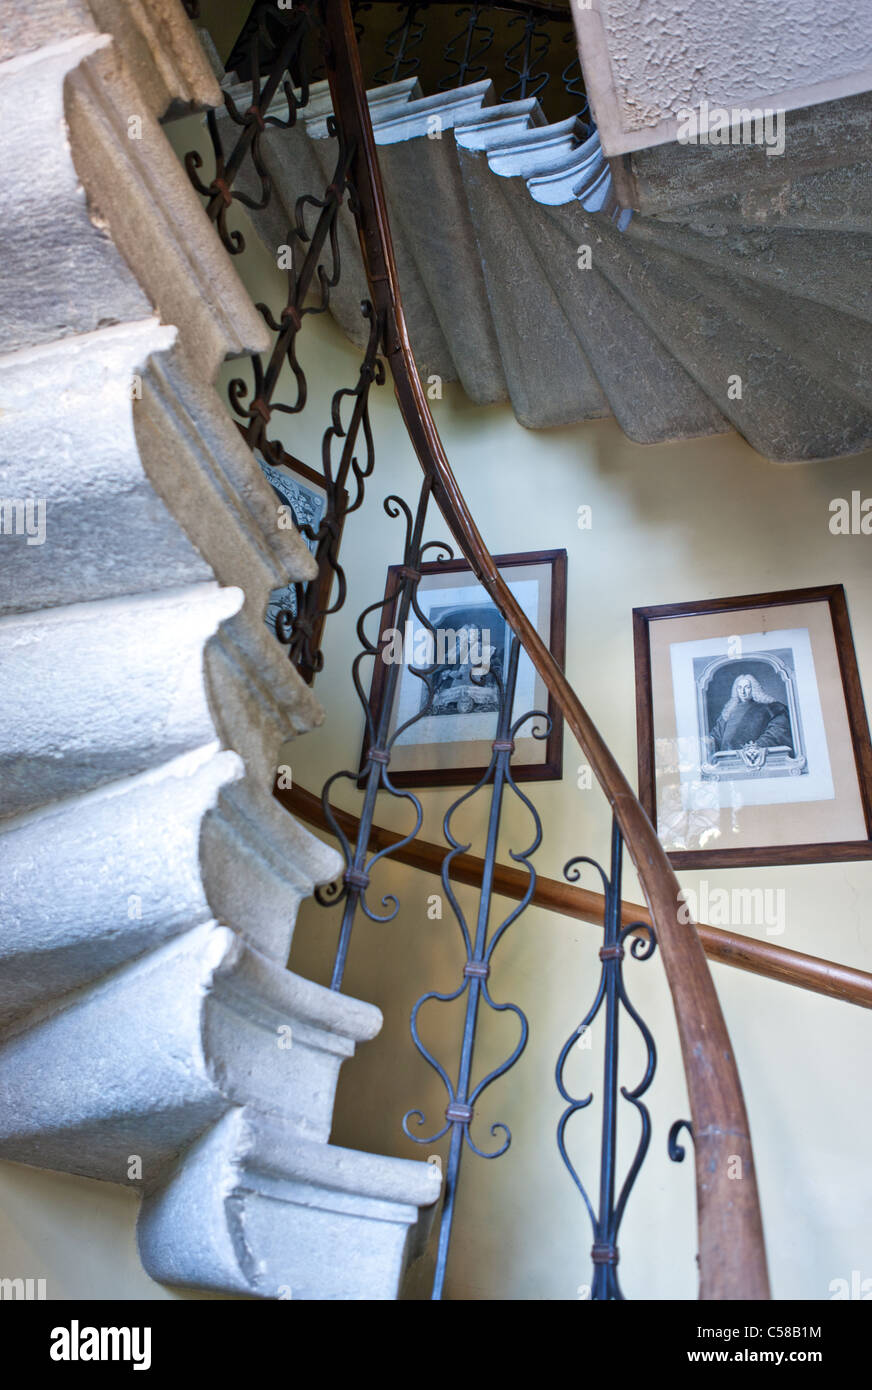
[280,783,872,1010]
[325,0,770,1298]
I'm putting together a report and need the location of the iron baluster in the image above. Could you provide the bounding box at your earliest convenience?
[402,636,549,1298]
[219,104,365,679]
[555,818,659,1299]
[317,476,458,982]
[229,116,357,443]
[439,4,495,91]
[329,480,433,987]
[351,0,374,41]
[430,637,523,1299]
[594,819,624,1298]
[185,8,316,254]
[274,303,387,679]
[187,1,380,679]
[316,558,545,1292]
[374,2,430,86]
[560,29,589,119]
[500,7,551,104]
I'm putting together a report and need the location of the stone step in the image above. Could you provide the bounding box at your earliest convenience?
[624,91,872,217]
[514,197,730,444]
[376,136,506,407]
[0,319,212,618]
[0,735,340,1032]
[585,209,872,462]
[456,149,609,429]
[629,218,872,328]
[454,104,725,437]
[1,31,151,356]
[306,128,457,383]
[138,1106,441,1299]
[485,124,627,226]
[631,236,872,415]
[650,161,872,236]
[0,920,383,1182]
[0,583,240,819]
[0,746,237,1029]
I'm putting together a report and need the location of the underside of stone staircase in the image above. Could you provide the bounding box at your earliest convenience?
[228,70,872,461]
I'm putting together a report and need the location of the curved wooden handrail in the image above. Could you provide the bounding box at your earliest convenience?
[325,0,770,1299]
[280,782,872,1010]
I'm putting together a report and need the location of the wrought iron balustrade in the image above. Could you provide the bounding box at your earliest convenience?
[226,1,589,126]
[179,2,385,680]
[360,1,589,123]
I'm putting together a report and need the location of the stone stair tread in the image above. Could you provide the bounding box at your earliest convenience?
[633,234,872,413]
[0,920,383,1180]
[0,746,236,1028]
[457,150,610,428]
[520,198,730,443]
[368,77,495,144]
[483,115,590,177]
[376,137,507,406]
[585,209,872,461]
[649,161,872,236]
[626,91,872,217]
[137,1106,441,1299]
[309,131,457,382]
[448,96,547,151]
[0,583,241,818]
[631,217,872,327]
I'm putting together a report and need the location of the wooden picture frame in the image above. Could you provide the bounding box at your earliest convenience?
[254,446,347,672]
[633,585,872,868]
[362,549,567,788]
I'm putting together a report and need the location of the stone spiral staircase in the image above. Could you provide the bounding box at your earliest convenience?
[227,71,872,461]
[0,1,438,1298]
[1,0,868,1303]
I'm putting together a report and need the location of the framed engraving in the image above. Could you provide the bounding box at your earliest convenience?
[633,586,872,867]
[253,448,346,655]
[362,550,566,788]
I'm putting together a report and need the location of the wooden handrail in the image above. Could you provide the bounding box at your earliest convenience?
[325,0,770,1298]
[279,783,872,1010]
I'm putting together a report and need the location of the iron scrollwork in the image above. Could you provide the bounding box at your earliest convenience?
[500,8,552,104]
[185,6,316,255]
[374,1,430,85]
[184,0,384,680]
[439,4,495,91]
[315,476,455,979]
[273,302,387,678]
[314,474,549,1297]
[404,635,550,1298]
[555,820,660,1300]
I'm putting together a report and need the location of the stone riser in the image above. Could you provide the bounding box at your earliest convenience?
[0,920,381,1181]
[138,1108,441,1299]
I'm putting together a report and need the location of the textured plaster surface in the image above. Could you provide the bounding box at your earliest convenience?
[575,0,872,153]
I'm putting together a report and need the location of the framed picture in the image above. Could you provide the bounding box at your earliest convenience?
[633,585,872,867]
[362,550,566,787]
[253,447,346,654]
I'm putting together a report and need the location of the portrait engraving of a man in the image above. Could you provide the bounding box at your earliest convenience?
[710,673,794,759]
[421,604,505,719]
[695,651,807,780]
